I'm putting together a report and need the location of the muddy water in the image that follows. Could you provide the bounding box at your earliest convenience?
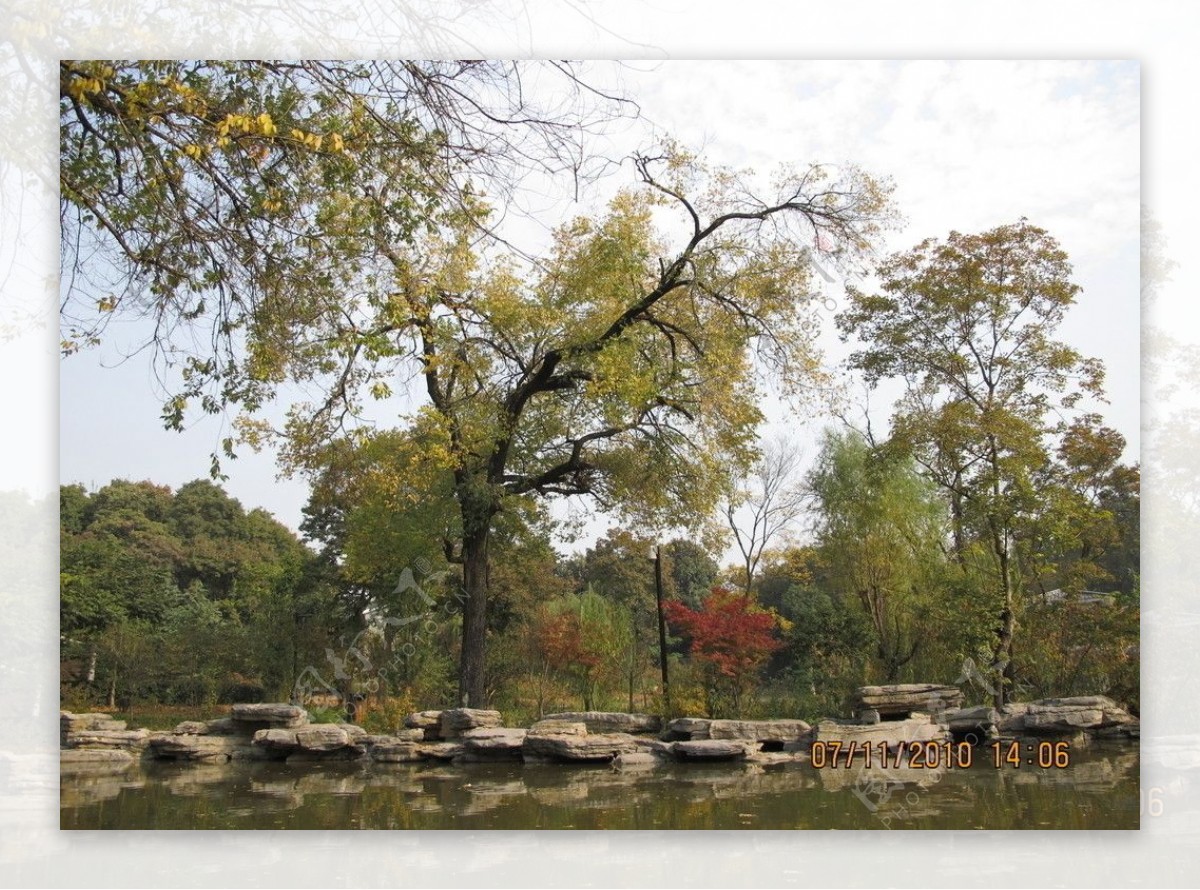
[60,745,1139,830]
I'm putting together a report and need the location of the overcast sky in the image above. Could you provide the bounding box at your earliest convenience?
[59,59,1140,555]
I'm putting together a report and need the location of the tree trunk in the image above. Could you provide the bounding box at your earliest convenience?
[458,525,491,708]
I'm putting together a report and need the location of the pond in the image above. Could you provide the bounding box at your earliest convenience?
[61,744,1138,830]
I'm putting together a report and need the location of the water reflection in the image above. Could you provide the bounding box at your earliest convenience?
[60,747,1139,830]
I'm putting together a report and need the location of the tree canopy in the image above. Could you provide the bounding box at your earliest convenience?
[61,61,897,704]
[837,220,1119,704]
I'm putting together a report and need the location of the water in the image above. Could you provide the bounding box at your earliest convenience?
[60,745,1139,830]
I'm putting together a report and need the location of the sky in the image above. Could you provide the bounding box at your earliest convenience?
[58,60,1141,557]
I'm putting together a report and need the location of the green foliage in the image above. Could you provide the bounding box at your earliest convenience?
[807,428,951,682]
[59,479,335,708]
[837,220,1123,704]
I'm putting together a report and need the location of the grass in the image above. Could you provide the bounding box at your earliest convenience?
[95,703,232,731]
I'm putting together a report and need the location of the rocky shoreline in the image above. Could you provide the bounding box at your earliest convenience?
[60,687,1138,771]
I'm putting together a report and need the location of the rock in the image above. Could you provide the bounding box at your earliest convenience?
[997,696,1138,735]
[461,727,527,758]
[231,703,309,729]
[63,728,150,751]
[439,708,503,738]
[338,723,369,741]
[404,709,443,728]
[672,739,753,761]
[814,714,949,749]
[173,721,209,735]
[148,733,244,762]
[708,719,811,743]
[522,732,640,763]
[60,749,134,766]
[633,738,675,757]
[60,712,126,745]
[404,710,444,740]
[417,742,466,761]
[295,724,352,752]
[203,717,239,736]
[371,739,424,763]
[858,709,881,725]
[855,684,963,717]
[943,705,1000,738]
[529,720,587,736]
[541,712,662,735]
[664,717,712,740]
[252,728,300,752]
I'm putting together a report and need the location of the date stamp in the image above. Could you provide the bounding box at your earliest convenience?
[810,739,1075,770]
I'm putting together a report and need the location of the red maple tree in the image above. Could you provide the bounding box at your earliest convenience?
[664,586,782,715]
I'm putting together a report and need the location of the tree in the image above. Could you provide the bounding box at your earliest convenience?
[568,528,655,710]
[662,538,719,610]
[60,479,332,705]
[806,428,950,681]
[60,60,634,387]
[63,61,896,705]
[837,220,1107,704]
[665,586,783,716]
[722,435,808,592]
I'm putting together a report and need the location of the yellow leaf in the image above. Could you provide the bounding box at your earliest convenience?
[257,113,276,137]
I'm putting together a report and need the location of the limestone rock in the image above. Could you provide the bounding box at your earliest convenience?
[529,720,587,736]
[522,732,640,763]
[338,723,369,741]
[672,739,752,761]
[997,696,1137,735]
[855,684,963,717]
[61,749,134,767]
[943,705,1000,737]
[203,717,239,736]
[541,711,662,735]
[231,703,309,729]
[439,708,503,738]
[403,710,444,740]
[148,733,244,762]
[64,728,150,751]
[173,721,209,735]
[633,738,675,757]
[858,709,881,725]
[663,717,711,741]
[60,712,126,745]
[296,724,352,752]
[252,728,300,752]
[371,739,423,763]
[417,741,466,761]
[461,727,527,757]
[708,719,811,743]
[814,714,949,749]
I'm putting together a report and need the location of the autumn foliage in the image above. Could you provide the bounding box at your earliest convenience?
[665,586,782,715]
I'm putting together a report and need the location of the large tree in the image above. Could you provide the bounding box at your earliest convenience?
[61,62,895,705]
[837,220,1107,704]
